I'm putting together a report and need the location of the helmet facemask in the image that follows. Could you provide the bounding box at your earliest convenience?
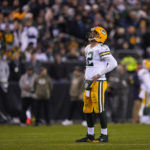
[88,29,100,42]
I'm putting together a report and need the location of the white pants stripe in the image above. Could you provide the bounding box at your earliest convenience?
[99,81,102,113]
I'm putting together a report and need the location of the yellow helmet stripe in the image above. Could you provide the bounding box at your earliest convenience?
[100,51,111,56]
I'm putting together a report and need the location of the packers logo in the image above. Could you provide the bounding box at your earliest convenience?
[101,29,106,35]
[38,79,46,84]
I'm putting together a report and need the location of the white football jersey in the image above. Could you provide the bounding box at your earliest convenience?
[84,43,112,81]
[138,68,150,99]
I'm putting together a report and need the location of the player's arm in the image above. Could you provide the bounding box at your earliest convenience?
[92,54,117,81]
[100,45,118,74]
[92,46,118,81]
[100,54,118,75]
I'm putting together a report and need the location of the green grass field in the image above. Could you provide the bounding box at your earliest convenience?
[0,123,150,150]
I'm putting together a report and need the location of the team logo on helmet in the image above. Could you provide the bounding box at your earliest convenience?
[101,29,106,35]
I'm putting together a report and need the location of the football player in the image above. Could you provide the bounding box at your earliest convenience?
[138,59,150,124]
[76,26,118,142]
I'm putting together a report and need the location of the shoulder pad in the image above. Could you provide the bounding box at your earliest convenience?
[101,44,110,52]
[99,44,111,56]
[85,44,90,49]
[84,44,90,52]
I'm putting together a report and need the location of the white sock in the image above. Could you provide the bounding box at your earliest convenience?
[88,127,94,135]
[26,109,31,119]
[101,128,107,135]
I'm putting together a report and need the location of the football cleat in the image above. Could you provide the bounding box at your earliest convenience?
[93,134,108,143]
[76,134,94,142]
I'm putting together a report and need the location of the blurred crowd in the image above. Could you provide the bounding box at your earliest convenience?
[0,0,150,64]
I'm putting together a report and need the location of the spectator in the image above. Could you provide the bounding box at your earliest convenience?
[67,47,79,60]
[34,67,53,126]
[26,19,38,48]
[0,0,11,15]
[110,64,129,122]
[74,14,86,39]
[13,22,28,52]
[142,26,150,58]
[12,0,20,10]
[113,27,126,49]
[50,53,67,81]
[11,7,26,20]
[3,25,14,50]
[24,47,33,62]
[26,53,41,74]
[0,54,10,122]
[127,26,137,49]
[49,19,60,38]
[62,66,86,126]
[0,54,9,93]
[36,14,45,41]
[35,48,48,62]
[9,52,25,82]
[19,66,37,125]
[41,32,52,49]
[59,43,67,62]
[46,46,55,62]
[59,47,67,62]
[120,56,138,73]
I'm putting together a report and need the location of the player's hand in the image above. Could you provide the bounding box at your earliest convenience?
[92,74,101,81]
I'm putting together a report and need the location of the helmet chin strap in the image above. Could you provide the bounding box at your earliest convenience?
[91,28,95,31]
[88,38,95,41]
[88,37,101,42]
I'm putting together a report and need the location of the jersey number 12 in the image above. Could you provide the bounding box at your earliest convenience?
[86,51,93,66]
